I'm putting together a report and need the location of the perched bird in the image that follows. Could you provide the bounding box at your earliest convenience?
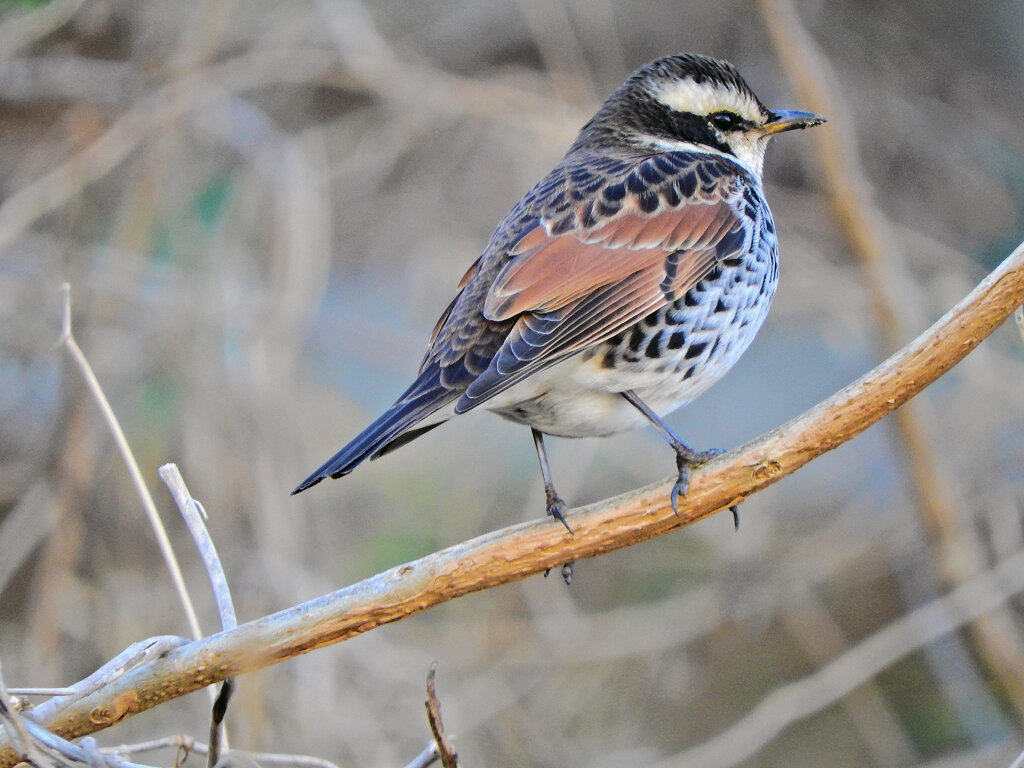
[294,53,824,530]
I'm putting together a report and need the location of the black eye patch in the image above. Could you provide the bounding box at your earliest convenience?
[708,110,742,131]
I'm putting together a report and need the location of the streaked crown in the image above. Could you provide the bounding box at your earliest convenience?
[571,54,823,179]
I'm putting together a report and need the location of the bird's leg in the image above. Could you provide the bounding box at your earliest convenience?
[531,428,572,534]
[532,429,574,584]
[621,390,738,524]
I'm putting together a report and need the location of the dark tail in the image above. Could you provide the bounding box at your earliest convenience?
[291,377,457,495]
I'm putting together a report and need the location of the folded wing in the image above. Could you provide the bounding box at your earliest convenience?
[456,153,756,411]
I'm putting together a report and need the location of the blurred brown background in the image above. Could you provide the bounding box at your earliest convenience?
[2,1,1024,766]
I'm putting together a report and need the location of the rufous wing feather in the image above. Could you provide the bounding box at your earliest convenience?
[459,191,751,409]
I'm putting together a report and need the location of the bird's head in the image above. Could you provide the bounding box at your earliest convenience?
[573,54,826,178]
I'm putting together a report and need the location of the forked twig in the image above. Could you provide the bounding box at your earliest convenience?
[17,637,188,727]
[0,662,46,768]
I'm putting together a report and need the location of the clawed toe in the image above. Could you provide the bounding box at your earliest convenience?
[670,458,694,516]
[547,495,573,534]
[671,446,726,515]
[544,561,575,584]
[696,447,725,462]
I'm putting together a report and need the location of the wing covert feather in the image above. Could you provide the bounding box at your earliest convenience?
[424,151,760,411]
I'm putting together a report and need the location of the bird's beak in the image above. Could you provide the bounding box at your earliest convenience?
[762,109,827,135]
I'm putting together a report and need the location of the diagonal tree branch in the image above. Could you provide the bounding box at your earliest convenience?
[4,241,1023,766]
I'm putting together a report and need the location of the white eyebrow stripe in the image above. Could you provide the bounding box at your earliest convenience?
[650,78,763,123]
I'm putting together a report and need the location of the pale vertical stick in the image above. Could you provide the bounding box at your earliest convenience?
[58,283,203,642]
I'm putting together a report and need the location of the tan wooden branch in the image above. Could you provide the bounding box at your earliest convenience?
[4,241,1023,767]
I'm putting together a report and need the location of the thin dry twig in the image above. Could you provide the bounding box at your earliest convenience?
[58,285,203,642]
[158,464,236,763]
[0,685,160,768]
[1,240,1020,763]
[102,737,340,768]
[511,0,597,109]
[101,737,194,759]
[756,0,960,575]
[311,0,573,133]
[402,744,439,768]
[0,662,47,768]
[206,682,232,768]
[425,665,457,768]
[19,637,188,727]
[159,465,237,633]
[217,752,338,768]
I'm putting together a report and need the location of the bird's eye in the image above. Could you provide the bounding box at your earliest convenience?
[708,111,740,131]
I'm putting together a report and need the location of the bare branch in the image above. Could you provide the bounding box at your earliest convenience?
[58,285,203,642]
[159,465,238,633]
[402,745,439,768]
[0,661,48,768]
[19,637,188,726]
[158,464,236,762]
[206,682,232,768]
[4,240,1022,766]
[103,738,340,768]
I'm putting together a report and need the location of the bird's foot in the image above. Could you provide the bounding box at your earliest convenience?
[668,447,741,528]
[544,561,574,584]
[670,446,725,516]
[560,561,573,584]
[543,487,573,584]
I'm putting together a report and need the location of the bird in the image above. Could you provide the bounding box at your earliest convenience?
[293,53,824,533]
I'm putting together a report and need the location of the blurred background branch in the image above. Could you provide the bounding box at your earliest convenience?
[758,0,1024,721]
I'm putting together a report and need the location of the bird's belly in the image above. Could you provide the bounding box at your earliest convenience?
[486,256,776,437]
